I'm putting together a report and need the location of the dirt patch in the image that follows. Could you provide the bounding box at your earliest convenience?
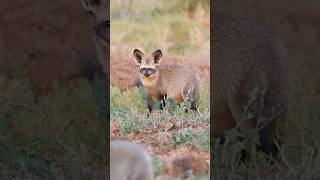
[111,116,210,178]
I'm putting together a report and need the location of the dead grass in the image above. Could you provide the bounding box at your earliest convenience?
[211,0,320,179]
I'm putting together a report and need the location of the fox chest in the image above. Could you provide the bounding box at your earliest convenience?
[144,85,183,103]
[140,74,157,87]
[144,87,164,100]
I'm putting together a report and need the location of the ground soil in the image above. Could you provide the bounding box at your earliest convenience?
[111,116,210,178]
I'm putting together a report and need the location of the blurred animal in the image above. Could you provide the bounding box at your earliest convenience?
[81,0,109,74]
[111,140,154,180]
[212,12,289,158]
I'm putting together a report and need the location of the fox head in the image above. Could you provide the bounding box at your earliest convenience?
[81,0,109,73]
[81,0,109,45]
[133,49,162,79]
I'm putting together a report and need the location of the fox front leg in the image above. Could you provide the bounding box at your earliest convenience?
[146,96,154,116]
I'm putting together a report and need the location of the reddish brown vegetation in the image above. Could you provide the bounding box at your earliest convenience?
[110,46,210,90]
[0,0,98,93]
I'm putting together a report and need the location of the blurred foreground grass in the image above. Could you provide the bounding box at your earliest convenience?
[212,65,320,179]
[0,73,107,179]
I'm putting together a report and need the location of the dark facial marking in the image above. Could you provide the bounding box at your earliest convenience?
[140,68,156,77]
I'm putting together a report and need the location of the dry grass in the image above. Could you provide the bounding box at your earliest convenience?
[212,0,320,179]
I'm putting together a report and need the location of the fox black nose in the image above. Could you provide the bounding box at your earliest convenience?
[140,68,155,77]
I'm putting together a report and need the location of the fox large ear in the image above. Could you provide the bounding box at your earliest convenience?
[133,49,144,66]
[81,0,101,12]
[152,50,162,65]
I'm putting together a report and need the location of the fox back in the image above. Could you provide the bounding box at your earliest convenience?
[110,140,154,180]
[212,12,289,156]
[133,49,200,113]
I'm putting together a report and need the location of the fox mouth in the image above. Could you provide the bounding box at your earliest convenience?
[140,68,156,77]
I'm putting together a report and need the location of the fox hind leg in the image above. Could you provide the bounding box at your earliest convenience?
[182,85,199,113]
[159,94,167,110]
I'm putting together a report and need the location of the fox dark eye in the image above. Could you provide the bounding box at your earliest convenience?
[96,20,109,43]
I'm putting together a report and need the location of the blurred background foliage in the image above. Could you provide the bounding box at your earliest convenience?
[110,0,210,55]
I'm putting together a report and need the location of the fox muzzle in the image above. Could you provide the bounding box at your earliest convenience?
[140,68,156,77]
